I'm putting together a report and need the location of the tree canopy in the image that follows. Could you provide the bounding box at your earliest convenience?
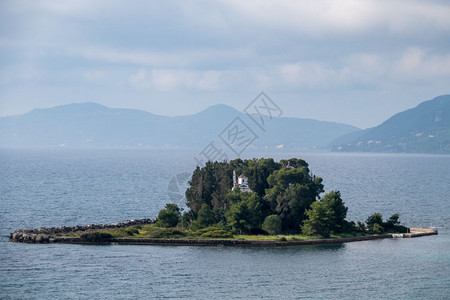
[158,157,405,237]
[183,158,325,234]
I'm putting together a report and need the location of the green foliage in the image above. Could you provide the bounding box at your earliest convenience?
[196,204,216,228]
[226,193,264,234]
[148,228,187,238]
[188,220,203,231]
[320,191,348,233]
[392,225,408,233]
[179,211,192,228]
[157,203,181,228]
[265,164,324,232]
[300,190,349,237]
[356,221,366,232]
[80,232,113,242]
[180,157,403,238]
[200,229,233,238]
[372,223,384,234]
[342,220,357,233]
[245,158,281,197]
[262,215,282,235]
[363,212,407,233]
[125,228,139,236]
[384,213,401,230]
[366,212,384,231]
[185,161,233,218]
[301,201,333,237]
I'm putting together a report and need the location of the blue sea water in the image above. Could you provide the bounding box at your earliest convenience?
[1,149,449,299]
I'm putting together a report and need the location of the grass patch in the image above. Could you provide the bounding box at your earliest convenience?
[200,229,233,239]
[147,228,189,239]
[80,232,113,242]
[53,223,369,241]
[234,234,328,241]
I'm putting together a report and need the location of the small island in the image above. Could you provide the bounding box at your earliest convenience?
[10,158,437,246]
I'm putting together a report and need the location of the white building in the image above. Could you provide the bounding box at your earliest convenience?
[232,170,252,192]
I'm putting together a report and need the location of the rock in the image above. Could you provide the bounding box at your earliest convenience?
[9,217,158,243]
[35,234,43,243]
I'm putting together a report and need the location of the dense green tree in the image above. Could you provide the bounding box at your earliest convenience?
[225,193,263,234]
[186,161,235,221]
[183,158,326,234]
[384,213,400,229]
[276,183,317,232]
[246,158,281,197]
[372,223,384,234]
[185,167,204,215]
[366,212,384,230]
[356,221,366,232]
[301,201,333,237]
[197,204,216,227]
[158,158,406,237]
[179,211,192,228]
[301,191,350,236]
[210,161,233,221]
[361,212,406,233]
[158,203,181,227]
[320,191,348,233]
[265,166,323,232]
[262,215,282,235]
[280,158,309,169]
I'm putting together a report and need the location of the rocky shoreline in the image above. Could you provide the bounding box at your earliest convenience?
[9,218,157,244]
[9,220,438,246]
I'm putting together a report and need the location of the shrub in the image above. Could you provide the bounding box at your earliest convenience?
[179,212,192,228]
[125,228,139,236]
[366,213,383,229]
[262,215,282,235]
[356,221,366,232]
[372,223,384,234]
[148,228,187,238]
[80,232,113,242]
[200,229,233,238]
[384,213,401,231]
[189,220,203,231]
[157,204,181,228]
[392,225,408,233]
[343,221,357,233]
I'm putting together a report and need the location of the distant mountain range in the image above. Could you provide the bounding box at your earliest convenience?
[0,102,359,150]
[331,95,450,153]
[3,95,449,153]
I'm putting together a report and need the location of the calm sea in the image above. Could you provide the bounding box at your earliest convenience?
[1,149,449,299]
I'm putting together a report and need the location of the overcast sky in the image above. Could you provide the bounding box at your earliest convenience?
[1,0,449,128]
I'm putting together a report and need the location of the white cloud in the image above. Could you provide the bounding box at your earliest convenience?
[338,54,388,86]
[2,0,450,126]
[129,69,221,92]
[83,70,109,84]
[391,48,450,81]
[279,62,337,88]
[221,0,450,38]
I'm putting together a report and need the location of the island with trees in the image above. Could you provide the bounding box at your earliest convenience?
[10,158,437,245]
[155,158,408,239]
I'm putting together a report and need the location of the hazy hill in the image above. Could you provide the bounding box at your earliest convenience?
[331,95,450,153]
[0,102,359,150]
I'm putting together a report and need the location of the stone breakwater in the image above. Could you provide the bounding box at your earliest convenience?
[9,218,157,243]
